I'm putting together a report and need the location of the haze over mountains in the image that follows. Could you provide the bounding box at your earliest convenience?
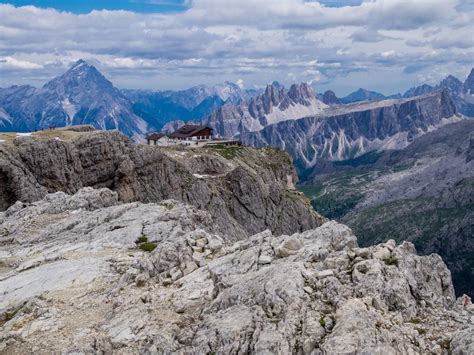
[1,60,473,146]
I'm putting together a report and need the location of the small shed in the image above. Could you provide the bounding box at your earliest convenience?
[146,132,166,145]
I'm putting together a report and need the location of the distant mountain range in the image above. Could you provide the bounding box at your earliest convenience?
[0,59,473,147]
[0,60,260,139]
[299,119,474,297]
[194,82,329,138]
[243,90,460,171]
[320,69,474,117]
[121,81,261,130]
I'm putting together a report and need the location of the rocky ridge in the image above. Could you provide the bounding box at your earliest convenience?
[299,119,474,297]
[243,90,459,170]
[0,187,473,353]
[200,82,328,138]
[0,128,322,238]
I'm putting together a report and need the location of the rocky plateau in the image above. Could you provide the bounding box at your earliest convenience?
[0,187,473,354]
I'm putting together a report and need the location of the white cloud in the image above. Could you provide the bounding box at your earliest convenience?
[0,56,43,69]
[0,0,472,95]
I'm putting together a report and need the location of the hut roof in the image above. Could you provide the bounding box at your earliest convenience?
[147,133,165,141]
[169,125,212,139]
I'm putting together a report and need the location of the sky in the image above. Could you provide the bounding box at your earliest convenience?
[0,0,473,96]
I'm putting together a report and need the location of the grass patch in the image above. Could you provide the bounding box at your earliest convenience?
[135,235,148,244]
[206,144,243,159]
[161,201,176,210]
[138,242,157,252]
[319,316,326,328]
[135,235,157,252]
[439,339,451,350]
[383,256,399,267]
[415,327,426,335]
[333,150,383,167]
[2,304,24,324]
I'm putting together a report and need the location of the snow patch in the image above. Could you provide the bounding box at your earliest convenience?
[263,98,328,129]
[62,98,77,124]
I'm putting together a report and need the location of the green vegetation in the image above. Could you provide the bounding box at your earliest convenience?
[135,235,148,244]
[161,201,176,210]
[439,339,451,350]
[206,144,243,159]
[135,235,157,252]
[415,327,427,335]
[139,242,157,252]
[333,150,383,167]
[298,170,377,219]
[409,318,422,325]
[3,304,23,323]
[383,256,399,267]
[319,316,326,328]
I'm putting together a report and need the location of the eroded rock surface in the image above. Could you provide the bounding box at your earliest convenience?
[1,188,472,354]
[0,129,322,238]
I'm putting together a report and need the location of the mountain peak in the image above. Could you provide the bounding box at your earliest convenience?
[70,59,90,70]
[322,90,341,105]
[464,68,474,93]
[44,58,111,91]
[341,88,386,103]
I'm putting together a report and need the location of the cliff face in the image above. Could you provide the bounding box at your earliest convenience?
[242,90,458,171]
[200,82,328,138]
[299,120,474,297]
[0,188,472,353]
[0,128,322,239]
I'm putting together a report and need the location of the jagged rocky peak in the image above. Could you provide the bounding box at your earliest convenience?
[0,187,473,353]
[341,88,386,103]
[270,80,283,88]
[0,59,148,139]
[262,82,286,108]
[322,90,342,105]
[242,90,459,169]
[440,74,464,95]
[287,82,314,103]
[403,83,434,98]
[43,59,114,94]
[464,68,474,93]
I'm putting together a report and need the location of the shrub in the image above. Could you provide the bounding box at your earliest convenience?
[161,202,175,210]
[439,339,451,350]
[139,242,157,252]
[409,318,422,324]
[383,256,399,267]
[135,235,148,244]
[3,305,23,322]
[319,316,326,328]
[416,327,426,335]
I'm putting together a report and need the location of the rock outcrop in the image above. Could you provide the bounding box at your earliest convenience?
[243,90,459,170]
[0,188,472,354]
[0,129,322,238]
[402,69,474,117]
[200,82,328,138]
[299,120,474,297]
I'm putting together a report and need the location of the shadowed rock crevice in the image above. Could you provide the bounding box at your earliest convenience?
[0,169,16,211]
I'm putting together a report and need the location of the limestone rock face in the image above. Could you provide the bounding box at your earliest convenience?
[0,130,323,238]
[243,90,458,170]
[0,188,472,354]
